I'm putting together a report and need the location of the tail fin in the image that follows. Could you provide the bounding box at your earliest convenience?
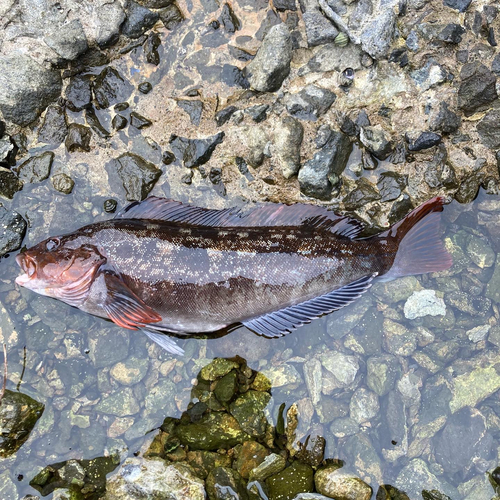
[380,196,452,281]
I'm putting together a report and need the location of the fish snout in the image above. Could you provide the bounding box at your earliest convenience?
[15,253,37,285]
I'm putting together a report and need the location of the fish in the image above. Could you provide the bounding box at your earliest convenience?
[15,196,452,355]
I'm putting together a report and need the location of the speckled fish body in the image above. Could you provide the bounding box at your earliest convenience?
[15,196,452,353]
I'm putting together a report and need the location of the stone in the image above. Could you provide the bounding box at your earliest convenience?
[96,388,140,416]
[285,85,336,121]
[457,62,497,116]
[486,255,500,303]
[144,379,176,416]
[261,364,302,389]
[0,390,44,457]
[360,10,397,60]
[112,115,128,131]
[215,106,238,126]
[136,0,175,7]
[274,0,296,10]
[214,370,238,403]
[0,168,23,199]
[110,358,149,386]
[359,126,393,160]
[304,358,322,405]
[329,417,359,438]
[377,172,406,202]
[303,10,338,47]
[65,124,92,152]
[404,290,446,319]
[130,111,152,129]
[437,23,466,44]
[234,441,270,479]
[367,354,400,396]
[476,109,500,149]
[158,4,185,29]
[200,358,239,381]
[408,131,441,151]
[320,351,359,386]
[206,467,247,499]
[110,152,162,201]
[239,126,268,168]
[0,135,16,167]
[443,0,471,12]
[372,276,420,303]
[186,450,232,479]
[246,104,269,123]
[51,173,74,194]
[88,327,130,368]
[466,235,495,268]
[229,390,271,438]
[429,102,461,134]
[350,387,379,424]
[315,466,372,500]
[0,207,26,257]
[246,24,293,92]
[383,319,417,357]
[274,116,303,178]
[0,54,62,126]
[177,100,203,126]
[93,67,134,109]
[44,19,88,60]
[342,178,381,210]
[95,2,127,47]
[340,434,382,486]
[16,151,53,183]
[105,459,205,500]
[219,3,241,33]
[122,1,159,39]
[266,461,314,499]
[410,60,448,91]
[169,132,224,168]
[298,130,352,199]
[144,33,161,65]
[38,104,68,145]
[64,75,92,112]
[249,453,286,482]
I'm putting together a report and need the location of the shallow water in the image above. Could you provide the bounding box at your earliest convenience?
[1,188,500,499]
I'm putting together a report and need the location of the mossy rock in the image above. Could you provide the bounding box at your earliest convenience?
[229,390,271,438]
[266,461,314,500]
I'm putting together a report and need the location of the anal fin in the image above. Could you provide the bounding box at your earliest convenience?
[142,328,185,355]
[242,274,377,338]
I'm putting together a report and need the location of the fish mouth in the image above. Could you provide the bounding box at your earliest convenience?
[15,253,36,286]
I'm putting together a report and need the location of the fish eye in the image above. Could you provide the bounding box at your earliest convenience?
[46,238,60,251]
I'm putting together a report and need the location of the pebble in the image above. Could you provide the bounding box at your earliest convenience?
[274,115,304,178]
[303,10,338,47]
[51,173,75,194]
[349,387,380,424]
[404,290,447,320]
[65,123,92,152]
[315,466,372,500]
[16,151,53,183]
[285,84,336,121]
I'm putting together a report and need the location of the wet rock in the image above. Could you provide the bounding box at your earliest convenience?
[170,132,224,168]
[234,441,270,479]
[0,54,62,126]
[16,151,53,183]
[486,255,500,303]
[383,320,417,356]
[105,458,205,500]
[122,1,159,39]
[246,104,269,123]
[144,33,161,65]
[38,104,68,145]
[206,467,247,499]
[360,10,397,60]
[177,100,203,126]
[246,24,293,92]
[274,0,297,10]
[407,131,441,151]
[304,358,322,405]
[214,370,238,403]
[342,178,381,210]
[443,0,471,12]
[51,173,74,194]
[64,75,92,112]
[85,108,111,138]
[476,109,500,149]
[110,152,162,201]
[65,123,92,152]
[95,2,127,47]
[266,461,314,499]
[176,412,249,450]
[44,19,88,60]
[350,387,379,424]
[274,116,303,178]
[429,102,461,134]
[359,126,393,160]
[372,276,420,303]
[341,433,382,485]
[215,106,238,126]
[229,390,271,438]
[303,10,338,47]
[158,4,185,29]
[466,235,495,268]
[110,357,148,386]
[404,290,446,320]
[296,434,325,467]
[93,67,134,109]
[249,453,286,482]
[221,65,250,89]
[315,466,372,500]
[96,387,140,416]
[376,485,410,500]
[424,145,458,190]
[330,417,359,438]
[455,176,480,204]
[201,358,239,380]
[0,390,44,457]
[444,290,490,316]
[285,85,336,121]
[367,354,400,396]
[112,115,128,131]
[320,351,359,387]
[88,327,129,368]
[0,136,17,167]
[0,168,23,199]
[377,172,406,202]
[298,130,352,199]
[138,82,153,94]
[457,62,497,116]
[219,3,240,33]
[262,364,302,389]
[467,324,490,342]
[130,111,152,129]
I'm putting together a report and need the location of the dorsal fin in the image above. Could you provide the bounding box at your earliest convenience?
[115,196,364,238]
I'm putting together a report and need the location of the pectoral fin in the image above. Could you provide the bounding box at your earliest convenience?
[101,272,162,330]
[242,274,377,338]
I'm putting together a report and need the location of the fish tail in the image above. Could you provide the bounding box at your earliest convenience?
[380,196,452,281]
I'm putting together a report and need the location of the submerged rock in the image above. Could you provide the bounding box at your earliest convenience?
[315,466,372,500]
[285,85,336,121]
[206,467,247,499]
[0,54,62,126]
[246,24,293,92]
[266,461,314,499]
[274,116,303,178]
[404,290,446,320]
[110,152,162,201]
[93,67,134,109]
[16,151,54,183]
[44,19,88,60]
[0,390,44,457]
[38,104,68,145]
[169,132,224,168]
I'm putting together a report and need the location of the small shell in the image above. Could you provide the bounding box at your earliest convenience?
[334,32,349,47]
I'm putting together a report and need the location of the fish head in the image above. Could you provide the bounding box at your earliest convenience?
[15,233,106,306]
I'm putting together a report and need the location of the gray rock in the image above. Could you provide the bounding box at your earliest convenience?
[93,67,134,109]
[486,255,500,303]
[0,54,62,126]
[274,116,304,178]
[315,466,372,500]
[360,10,396,60]
[130,111,152,129]
[458,62,497,116]
[0,135,17,167]
[177,100,203,126]
[443,0,471,12]
[169,132,225,168]
[110,152,162,201]
[410,59,448,91]
[285,85,336,121]
[304,358,322,405]
[342,177,381,210]
[301,43,363,75]
[64,75,92,112]
[359,125,393,160]
[65,124,92,153]
[477,109,500,149]
[88,327,130,368]
[467,325,490,343]
[158,4,185,30]
[408,131,441,151]
[377,172,406,202]
[436,23,465,44]
[44,19,88,60]
[245,104,269,123]
[303,10,338,47]
[404,290,446,319]
[136,0,176,7]
[105,459,205,500]
[0,168,23,200]
[329,417,359,438]
[246,24,293,92]
[367,354,400,396]
[38,104,68,145]
[0,207,26,257]
[320,351,359,386]
[122,1,159,39]
[350,387,379,424]
[383,319,417,357]
[206,467,247,499]
[429,102,461,134]
[16,151,53,183]
[298,130,351,199]
[95,2,126,47]
[51,173,74,194]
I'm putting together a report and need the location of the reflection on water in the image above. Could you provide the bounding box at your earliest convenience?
[0,190,500,498]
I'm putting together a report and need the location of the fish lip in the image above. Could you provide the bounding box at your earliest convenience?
[15,253,36,286]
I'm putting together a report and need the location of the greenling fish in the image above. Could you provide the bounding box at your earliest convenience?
[15,196,452,355]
